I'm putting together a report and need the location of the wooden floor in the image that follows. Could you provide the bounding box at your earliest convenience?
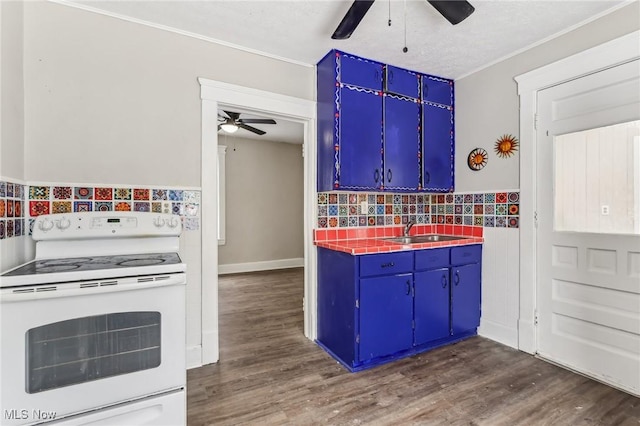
[187,268,639,425]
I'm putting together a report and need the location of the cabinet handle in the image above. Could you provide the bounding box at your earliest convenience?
[441,274,447,288]
[389,69,394,84]
[454,271,460,286]
[425,171,431,184]
[406,280,411,295]
[374,169,380,183]
[374,69,380,84]
[423,84,429,99]
[380,262,395,268]
[387,168,392,183]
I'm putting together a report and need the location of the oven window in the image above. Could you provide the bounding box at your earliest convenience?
[26,312,161,393]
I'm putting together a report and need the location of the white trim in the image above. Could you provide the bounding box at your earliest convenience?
[50,0,313,69]
[478,320,518,350]
[199,78,317,366]
[456,2,633,80]
[217,145,227,245]
[185,345,202,370]
[218,258,305,275]
[514,30,640,355]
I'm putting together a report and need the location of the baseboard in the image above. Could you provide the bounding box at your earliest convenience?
[218,258,304,275]
[186,345,202,370]
[478,319,518,349]
[518,319,536,354]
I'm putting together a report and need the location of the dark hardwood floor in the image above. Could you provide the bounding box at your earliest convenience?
[187,268,639,425]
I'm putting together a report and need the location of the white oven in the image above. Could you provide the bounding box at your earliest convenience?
[0,212,187,426]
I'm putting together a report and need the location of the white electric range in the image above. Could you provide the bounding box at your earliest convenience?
[0,211,187,426]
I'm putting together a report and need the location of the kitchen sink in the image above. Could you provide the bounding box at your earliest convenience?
[382,234,468,244]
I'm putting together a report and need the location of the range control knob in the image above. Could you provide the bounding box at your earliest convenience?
[57,218,71,230]
[167,217,180,229]
[38,218,54,232]
[153,216,166,228]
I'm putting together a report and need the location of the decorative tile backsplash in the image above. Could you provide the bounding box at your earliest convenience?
[0,180,201,240]
[0,181,27,240]
[317,191,519,229]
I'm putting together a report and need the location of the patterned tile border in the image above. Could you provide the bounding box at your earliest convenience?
[0,180,201,240]
[316,190,520,229]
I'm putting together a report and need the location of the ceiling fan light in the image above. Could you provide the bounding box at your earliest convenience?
[220,122,239,133]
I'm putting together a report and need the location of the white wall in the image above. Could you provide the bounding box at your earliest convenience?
[456,2,640,349]
[20,1,315,367]
[218,135,304,272]
[22,1,314,186]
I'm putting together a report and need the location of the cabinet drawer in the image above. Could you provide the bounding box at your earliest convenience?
[340,54,383,90]
[451,245,482,265]
[415,248,450,270]
[385,65,420,98]
[360,252,413,277]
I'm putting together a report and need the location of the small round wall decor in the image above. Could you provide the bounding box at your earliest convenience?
[494,134,519,158]
[467,148,488,171]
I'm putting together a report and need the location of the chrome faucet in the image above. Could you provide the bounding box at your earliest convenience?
[403,220,415,237]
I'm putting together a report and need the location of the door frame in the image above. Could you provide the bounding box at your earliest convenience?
[514,30,640,354]
[198,78,317,365]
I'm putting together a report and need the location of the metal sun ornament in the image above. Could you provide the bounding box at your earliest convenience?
[494,134,519,158]
[467,148,488,171]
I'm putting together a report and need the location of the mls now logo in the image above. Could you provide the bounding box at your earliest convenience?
[4,409,57,421]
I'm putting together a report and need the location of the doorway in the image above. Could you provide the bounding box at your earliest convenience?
[198,78,317,366]
[536,60,640,394]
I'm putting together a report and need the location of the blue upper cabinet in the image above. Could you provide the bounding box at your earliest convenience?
[385,65,420,98]
[422,103,454,192]
[383,95,421,191]
[317,49,455,192]
[340,53,384,90]
[422,75,454,106]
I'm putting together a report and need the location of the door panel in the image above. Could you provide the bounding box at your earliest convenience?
[422,104,454,191]
[537,59,640,395]
[414,269,450,345]
[386,65,420,98]
[422,76,453,106]
[384,96,421,190]
[359,274,413,361]
[339,87,383,189]
[340,54,383,90]
[451,263,481,334]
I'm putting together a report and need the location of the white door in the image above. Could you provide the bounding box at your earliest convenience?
[536,59,640,395]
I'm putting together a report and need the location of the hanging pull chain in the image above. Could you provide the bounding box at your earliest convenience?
[403,0,408,53]
[388,0,391,26]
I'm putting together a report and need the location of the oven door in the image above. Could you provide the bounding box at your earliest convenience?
[0,273,186,426]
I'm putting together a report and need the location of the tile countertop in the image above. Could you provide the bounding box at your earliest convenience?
[314,224,484,255]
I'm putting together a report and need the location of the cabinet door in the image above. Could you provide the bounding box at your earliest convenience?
[359,274,413,361]
[386,65,420,98]
[340,54,384,90]
[422,104,454,191]
[451,263,481,334]
[339,87,383,190]
[422,76,453,106]
[384,96,421,191]
[414,269,451,345]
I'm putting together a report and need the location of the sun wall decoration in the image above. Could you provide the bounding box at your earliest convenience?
[494,134,519,158]
[467,148,488,171]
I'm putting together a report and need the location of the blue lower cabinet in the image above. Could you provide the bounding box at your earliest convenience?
[414,269,450,345]
[452,263,482,334]
[316,245,482,372]
[359,274,413,361]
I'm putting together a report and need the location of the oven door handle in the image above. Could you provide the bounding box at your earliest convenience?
[0,274,186,302]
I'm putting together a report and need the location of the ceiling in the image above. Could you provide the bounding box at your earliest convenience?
[58,0,631,143]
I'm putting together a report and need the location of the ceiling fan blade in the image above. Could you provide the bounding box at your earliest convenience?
[238,123,266,135]
[238,118,277,125]
[223,110,240,121]
[217,124,222,131]
[331,0,375,40]
[427,0,474,25]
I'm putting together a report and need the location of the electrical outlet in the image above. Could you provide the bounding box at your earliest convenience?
[162,201,172,214]
[601,205,610,216]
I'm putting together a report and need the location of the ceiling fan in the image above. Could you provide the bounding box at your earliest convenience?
[332,0,475,40]
[217,110,277,135]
